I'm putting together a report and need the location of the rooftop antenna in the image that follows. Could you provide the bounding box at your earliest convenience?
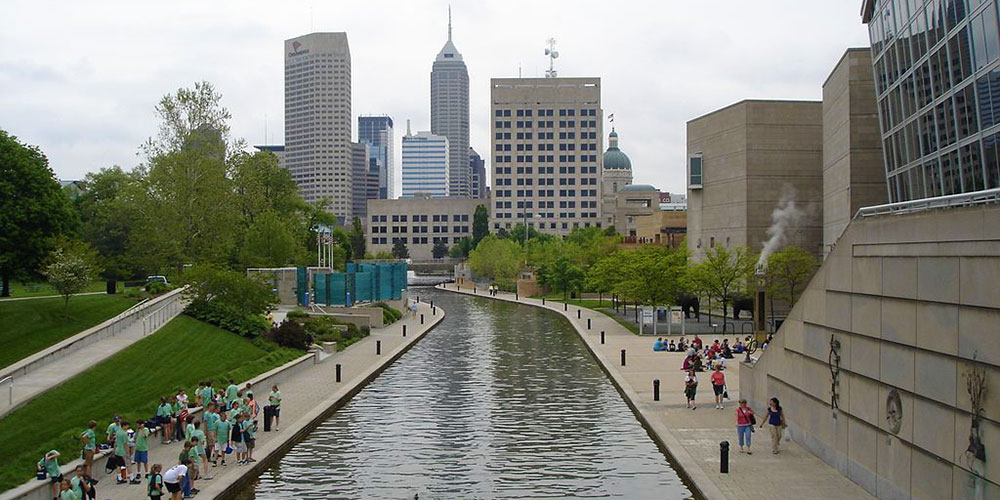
[544,38,559,78]
[406,119,412,136]
[518,62,522,78]
[448,5,452,41]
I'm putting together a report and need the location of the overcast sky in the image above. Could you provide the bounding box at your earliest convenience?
[0,0,870,195]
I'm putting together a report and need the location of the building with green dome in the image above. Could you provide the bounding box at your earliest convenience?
[601,128,634,230]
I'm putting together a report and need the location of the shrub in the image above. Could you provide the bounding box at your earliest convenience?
[265,320,312,350]
[184,298,269,338]
[144,281,170,294]
[286,309,310,319]
[373,302,403,325]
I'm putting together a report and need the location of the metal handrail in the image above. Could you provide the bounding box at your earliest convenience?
[854,187,1000,219]
[0,375,11,405]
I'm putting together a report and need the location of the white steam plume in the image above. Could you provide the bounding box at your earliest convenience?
[757,187,805,269]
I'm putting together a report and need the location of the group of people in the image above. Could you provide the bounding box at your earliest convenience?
[650,333,790,457]
[38,379,283,500]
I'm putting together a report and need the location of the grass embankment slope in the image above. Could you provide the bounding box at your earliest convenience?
[0,315,303,491]
[535,295,641,334]
[0,294,136,368]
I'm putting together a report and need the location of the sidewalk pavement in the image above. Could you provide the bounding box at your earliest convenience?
[0,295,185,417]
[91,301,442,500]
[442,285,873,500]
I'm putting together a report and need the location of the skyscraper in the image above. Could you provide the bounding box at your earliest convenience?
[490,77,604,236]
[431,9,470,197]
[284,33,352,221]
[358,116,394,199]
[469,147,486,199]
[402,129,450,198]
[350,141,370,220]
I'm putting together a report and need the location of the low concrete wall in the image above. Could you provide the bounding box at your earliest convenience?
[0,287,186,381]
[312,305,384,328]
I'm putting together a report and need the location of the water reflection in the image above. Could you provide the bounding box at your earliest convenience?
[235,289,692,499]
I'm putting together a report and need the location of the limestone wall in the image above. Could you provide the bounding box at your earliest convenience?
[742,204,1000,499]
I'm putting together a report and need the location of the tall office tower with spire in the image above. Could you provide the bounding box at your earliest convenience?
[284,32,353,222]
[358,115,394,199]
[431,8,470,198]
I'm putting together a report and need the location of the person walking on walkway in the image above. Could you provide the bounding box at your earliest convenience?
[684,369,698,410]
[133,420,150,482]
[268,385,282,431]
[80,421,97,477]
[214,412,231,467]
[760,397,786,454]
[225,379,239,406]
[736,399,755,454]
[710,365,726,409]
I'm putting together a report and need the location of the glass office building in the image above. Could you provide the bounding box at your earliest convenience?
[863,0,1000,202]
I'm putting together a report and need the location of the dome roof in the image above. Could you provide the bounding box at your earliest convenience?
[603,128,631,170]
[620,183,657,192]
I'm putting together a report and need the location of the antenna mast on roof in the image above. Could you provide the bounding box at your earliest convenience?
[544,38,559,78]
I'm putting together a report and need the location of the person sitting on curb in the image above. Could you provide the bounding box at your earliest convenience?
[653,337,667,352]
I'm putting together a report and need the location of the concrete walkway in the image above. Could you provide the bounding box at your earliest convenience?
[441,285,872,500]
[78,301,443,500]
[0,294,185,417]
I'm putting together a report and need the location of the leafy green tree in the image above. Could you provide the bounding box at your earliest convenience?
[0,129,77,296]
[391,239,410,259]
[472,204,489,248]
[586,253,621,305]
[374,250,393,260]
[240,211,299,268]
[230,150,300,228]
[767,245,818,309]
[525,238,564,272]
[448,237,474,258]
[349,217,366,260]
[79,166,147,280]
[42,242,99,316]
[615,246,686,312]
[432,240,449,259]
[689,246,755,333]
[468,235,523,288]
[142,81,238,158]
[181,264,275,316]
[538,256,585,300]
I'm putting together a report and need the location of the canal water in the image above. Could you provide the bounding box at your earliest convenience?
[234,288,693,499]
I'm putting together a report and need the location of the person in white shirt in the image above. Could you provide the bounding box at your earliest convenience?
[163,460,189,500]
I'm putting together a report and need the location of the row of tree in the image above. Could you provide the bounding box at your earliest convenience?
[1,82,362,299]
[466,223,818,332]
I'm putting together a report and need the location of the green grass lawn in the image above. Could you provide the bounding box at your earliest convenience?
[534,296,641,335]
[4,281,121,298]
[0,315,303,491]
[0,294,137,369]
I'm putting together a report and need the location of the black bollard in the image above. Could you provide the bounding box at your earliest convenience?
[720,441,730,473]
[587,318,591,329]
[515,292,518,300]
[403,324,407,337]
[621,349,626,366]
[564,303,568,311]
[421,314,424,325]
[653,379,660,401]
[376,340,381,355]
[432,306,437,315]
[474,287,477,294]
[542,298,546,305]
[430,300,434,308]
[417,296,420,303]
[336,363,342,383]
[577,309,581,319]
[601,331,605,344]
